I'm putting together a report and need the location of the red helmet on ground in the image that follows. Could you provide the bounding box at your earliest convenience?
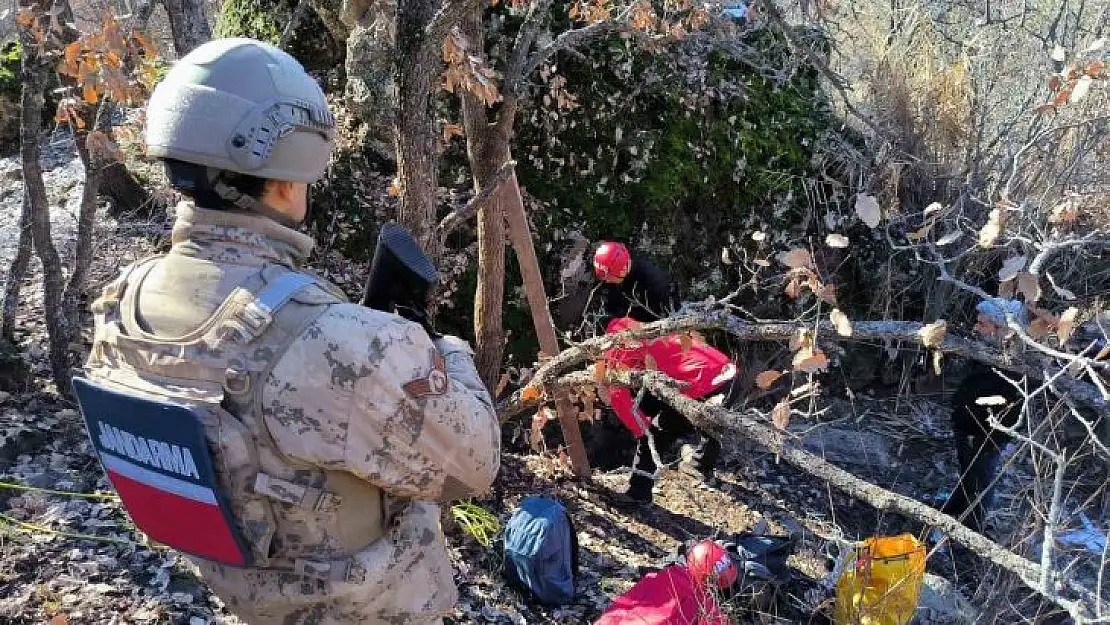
[594,241,632,283]
[686,540,738,590]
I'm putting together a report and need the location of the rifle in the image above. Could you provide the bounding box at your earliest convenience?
[360,222,440,338]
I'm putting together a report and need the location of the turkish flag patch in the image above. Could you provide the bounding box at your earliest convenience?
[404,351,449,398]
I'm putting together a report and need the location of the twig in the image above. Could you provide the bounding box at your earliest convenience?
[519,18,625,89]
[278,0,311,49]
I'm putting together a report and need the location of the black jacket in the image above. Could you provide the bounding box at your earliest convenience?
[599,256,675,328]
[950,365,1021,442]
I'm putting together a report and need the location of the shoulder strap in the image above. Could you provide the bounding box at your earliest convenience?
[226,271,322,344]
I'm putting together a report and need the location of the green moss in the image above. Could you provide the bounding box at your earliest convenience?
[515,27,837,303]
[214,0,283,44]
[0,40,21,99]
[214,0,343,74]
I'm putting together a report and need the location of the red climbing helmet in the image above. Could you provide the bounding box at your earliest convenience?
[593,241,632,283]
[686,540,738,590]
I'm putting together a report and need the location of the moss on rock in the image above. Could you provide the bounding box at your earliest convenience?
[213,0,344,75]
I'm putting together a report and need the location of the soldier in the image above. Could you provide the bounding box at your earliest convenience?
[76,38,500,624]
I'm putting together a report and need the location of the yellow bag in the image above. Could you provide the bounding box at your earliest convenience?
[833,534,927,625]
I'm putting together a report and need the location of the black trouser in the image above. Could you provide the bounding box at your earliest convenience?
[941,432,1007,532]
[629,380,738,481]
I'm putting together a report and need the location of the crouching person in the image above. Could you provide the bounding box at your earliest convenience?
[72,38,500,624]
[601,317,740,506]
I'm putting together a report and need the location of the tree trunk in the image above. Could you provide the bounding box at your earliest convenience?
[162,0,212,56]
[457,10,505,390]
[2,195,32,343]
[63,123,104,335]
[502,168,590,477]
[392,0,441,249]
[101,160,154,218]
[20,16,73,397]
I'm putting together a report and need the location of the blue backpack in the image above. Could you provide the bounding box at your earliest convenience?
[502,495,579,605]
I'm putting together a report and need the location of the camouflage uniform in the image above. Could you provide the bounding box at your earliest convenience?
[85,202,500,624]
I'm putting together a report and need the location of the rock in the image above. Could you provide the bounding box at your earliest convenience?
[913,573,979,624]
[798,424,892,468]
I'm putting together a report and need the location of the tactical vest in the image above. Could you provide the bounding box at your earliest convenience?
[75,256,388,583]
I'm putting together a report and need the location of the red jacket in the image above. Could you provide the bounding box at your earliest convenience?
[594,565,732,625]
[603,317,736,437]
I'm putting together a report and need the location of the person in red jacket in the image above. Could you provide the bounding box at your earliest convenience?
[602,317,739,505]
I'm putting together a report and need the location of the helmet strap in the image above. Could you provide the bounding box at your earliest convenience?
[211,178,302,230]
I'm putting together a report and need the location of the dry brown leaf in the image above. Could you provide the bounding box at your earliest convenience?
[51,615,68,625]
[442,123,463,143]
[830,308,853,337]
[998,279,1017,298]
[1059,307,1079,343]
[784,276,803,299]
[789,329,809,352]
[919,320,948,348]
[755,370,784,389]
[85,130,123,162]
[978,208,1003,248]
[793,346,829,373]
[593,360,607,384]
[777,248,814,270]
[906,223,933,241]
[1028,317,1053,339]
[975,314,999,337]
[1049,199,1080,224]
[855,193,881,228]
[815,283,838,306]
[387,178,401,197]
[521,385,541,402]
[679,333,693,353]
[825,233,849,248]
[772,400,790,431]
[1016,272,1042,303]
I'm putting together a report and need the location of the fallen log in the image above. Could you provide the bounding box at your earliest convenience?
[502,312,1108,418]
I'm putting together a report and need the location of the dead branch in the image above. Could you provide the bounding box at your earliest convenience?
[518,18,625,93]
[278,0,312,48]
[502,311,1109,416]
[435,158,515,241]
[2,195,32,343]
[422,0,484,65]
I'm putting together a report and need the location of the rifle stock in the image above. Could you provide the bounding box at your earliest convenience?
[360,222,440,338]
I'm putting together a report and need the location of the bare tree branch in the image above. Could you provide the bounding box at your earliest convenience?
[518,19,625,95]
[422,0,484,64]
[502,311,1110,416]
[501,0,559,109]
[279,0,312,49]
[436,158,515,241]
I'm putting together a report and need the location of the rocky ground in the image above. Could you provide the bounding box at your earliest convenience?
[0,135,1098,625]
